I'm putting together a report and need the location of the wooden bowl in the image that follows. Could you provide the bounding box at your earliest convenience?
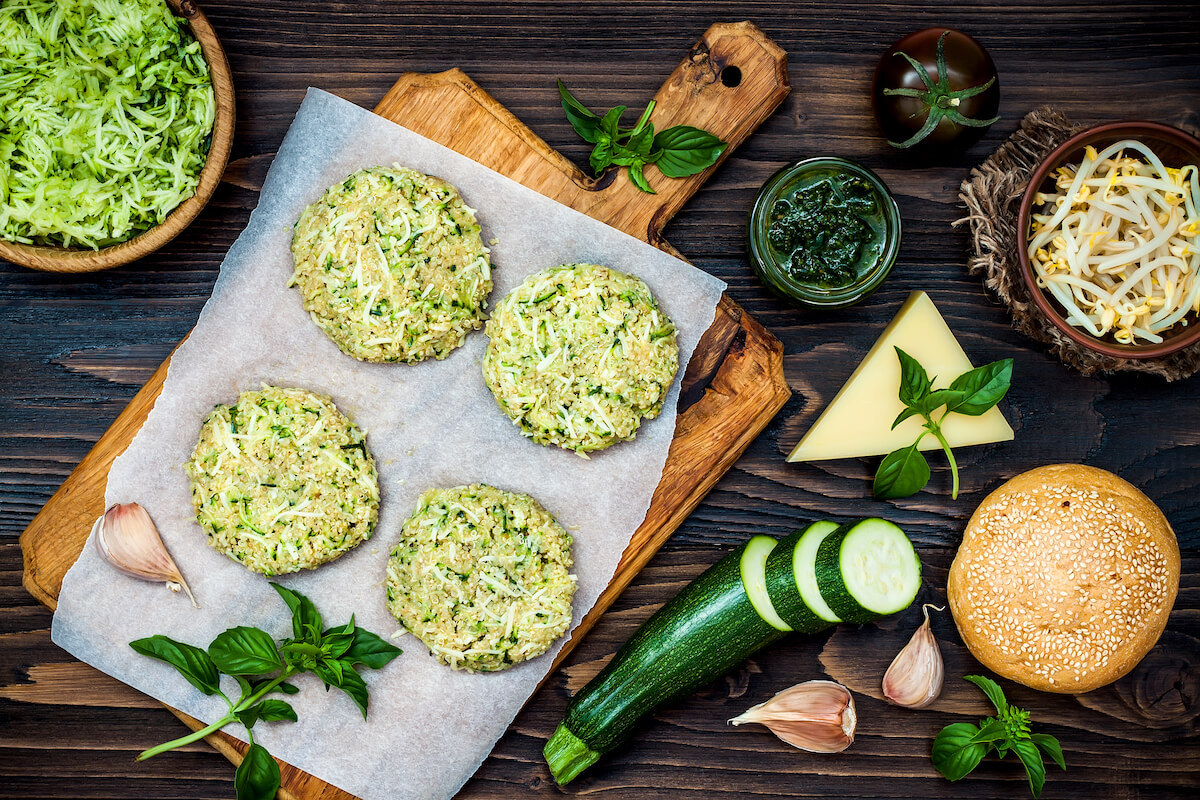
[0,0,235,273]
[1016,121,1200,360]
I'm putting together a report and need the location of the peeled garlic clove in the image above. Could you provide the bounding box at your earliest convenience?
[882,603,943,708]
[94,503,198,608]
[729,679,856,753]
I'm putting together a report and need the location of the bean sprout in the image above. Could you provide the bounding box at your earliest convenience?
[1027,139,1200,344]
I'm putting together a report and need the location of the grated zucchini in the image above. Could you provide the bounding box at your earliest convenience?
[0,0,215,248]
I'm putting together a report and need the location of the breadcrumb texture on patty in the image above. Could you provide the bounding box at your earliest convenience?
[185,385,379,575]
[386,483,576,672]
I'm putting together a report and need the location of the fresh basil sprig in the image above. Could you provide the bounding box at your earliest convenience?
[558,80,727,194]
[873,347,1012,500]
[130,583,402,800]
[932,675,1066,798]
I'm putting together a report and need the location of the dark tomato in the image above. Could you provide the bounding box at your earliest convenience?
[872,28,1000,153]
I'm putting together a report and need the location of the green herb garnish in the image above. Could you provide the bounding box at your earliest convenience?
[873,347,1012,500]
[131,583,401,800]
[558,81,727,194]
[932,675,1066,798]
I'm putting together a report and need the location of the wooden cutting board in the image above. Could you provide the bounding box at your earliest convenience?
[20,21,791,799]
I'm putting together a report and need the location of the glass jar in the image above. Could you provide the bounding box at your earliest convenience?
[747,156,902,309]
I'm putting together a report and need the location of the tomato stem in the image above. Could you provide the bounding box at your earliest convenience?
[880,31,1000,149]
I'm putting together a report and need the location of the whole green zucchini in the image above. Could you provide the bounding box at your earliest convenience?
[544,537,785,784]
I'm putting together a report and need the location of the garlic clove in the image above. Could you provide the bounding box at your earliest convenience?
[729,679,856,753]
[882,603,944,708]
[94,503,198,608]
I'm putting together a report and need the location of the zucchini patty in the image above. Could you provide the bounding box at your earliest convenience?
[482,263,679,454]
[289,166,492,363]
[385,484,576,672]
[184,386,379,575]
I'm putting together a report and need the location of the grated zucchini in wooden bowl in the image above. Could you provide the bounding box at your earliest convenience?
[0,0,234,272]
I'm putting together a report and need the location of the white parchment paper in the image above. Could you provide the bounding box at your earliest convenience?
[51,89,725,800]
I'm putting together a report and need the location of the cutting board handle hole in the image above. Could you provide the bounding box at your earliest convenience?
[720,66,742,88]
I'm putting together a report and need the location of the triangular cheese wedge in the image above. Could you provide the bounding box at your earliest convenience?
[788,291,1014,462]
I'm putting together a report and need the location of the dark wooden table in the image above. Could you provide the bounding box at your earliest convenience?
[2,2,1198,798]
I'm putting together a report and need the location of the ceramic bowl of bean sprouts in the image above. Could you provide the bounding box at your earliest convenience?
[1018,121,1200,359]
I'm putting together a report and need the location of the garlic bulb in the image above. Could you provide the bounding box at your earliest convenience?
[729,679,855,753]
[93,503,198,607]
[882,603,943,708]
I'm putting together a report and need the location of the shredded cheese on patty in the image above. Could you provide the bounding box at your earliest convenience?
[184,386,379,575]
[482,263,679,454]
[289,166,492,363]
[385,484,576,672]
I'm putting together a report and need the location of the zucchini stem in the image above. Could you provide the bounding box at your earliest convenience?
[544,722,601,786]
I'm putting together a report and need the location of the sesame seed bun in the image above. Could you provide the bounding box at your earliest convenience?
[948,464,1179,694]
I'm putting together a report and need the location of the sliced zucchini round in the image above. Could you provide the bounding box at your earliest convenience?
[815,518,921,624]
[795,521,843,624]
[764,521,838,633]
[740,535,791,632]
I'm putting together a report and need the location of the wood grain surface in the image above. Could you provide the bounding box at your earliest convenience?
[2,1,1198,799]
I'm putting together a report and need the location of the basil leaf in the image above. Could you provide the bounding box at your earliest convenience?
[281,639,322,671]
[931,722,988,781]
[914,388,965,416]
[599,105,625,139]
[628,122,656,156]
[964,674,1009,715]
[270,582,322,644]
[610,149,644,167]
[1012,738,1047,798]
[237,698,298,728]
[610,120,656,168]
[254,698,297,722]
[130,636,220,696]
[873,441,931,500]
[626,161,654,194]
[340,628,403,670]
[313,658,370,718]
[335,665,370,719]
[589,136,614,174]
[321,632,355,660]
[948,358,1014,416]
[209,627,283,675]
[891,405,922,430]
[968,717,1009,744]
[323,656,346,685]
[322,616,355,638]
[1031,733,1066,771]
[245,676,300,696]
[318,616,355,659]
[650,125,727,177]
[233,742,280,800]
[234,705,258,728]
[894,347,931,408]
[557,80,601,144]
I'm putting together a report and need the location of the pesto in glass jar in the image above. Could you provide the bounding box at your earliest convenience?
[748,157,901,308]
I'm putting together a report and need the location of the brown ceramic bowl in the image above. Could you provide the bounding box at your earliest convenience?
[1016,121,1200,360]
[0,0,234,273]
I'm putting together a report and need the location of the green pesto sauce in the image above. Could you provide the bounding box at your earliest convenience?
[766,169,888,289]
